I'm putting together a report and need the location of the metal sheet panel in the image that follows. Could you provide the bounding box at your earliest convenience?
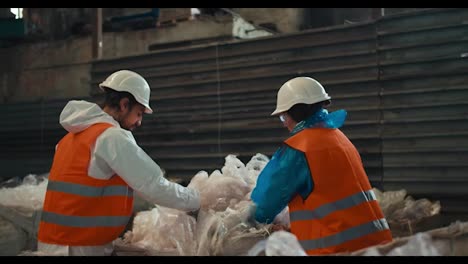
[377,9,468,215]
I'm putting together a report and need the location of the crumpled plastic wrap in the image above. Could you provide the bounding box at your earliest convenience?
[187,154,269,212]
[373,188,441,226]
[273,206,290,229]
[121,153,273,256]
[3,156,449,257]
[191,154,272,255]
[244,153,270,188]
[345,220,468,256]
[0,218,19,243]
[250,223,467,257]
[189,169,251,212]
[121,206,197,256]
[0,174,48,211]
[0,217,28,256]
[195,201,271,256]
[386,233,441,256]
[362,232,442,256]
[357,224,468,257]
[123,153,444,256]
[248,231,307,256]
[0,174,48,256]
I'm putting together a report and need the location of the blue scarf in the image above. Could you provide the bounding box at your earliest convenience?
[291,108,347,135]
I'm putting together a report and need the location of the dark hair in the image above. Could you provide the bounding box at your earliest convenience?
[287,100,330,123]
[99,87,138,111]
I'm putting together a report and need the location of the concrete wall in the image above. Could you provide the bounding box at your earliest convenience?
[301,8,428,30]
[103,18,232,58]
[22,8,193,40]
[232,8,305,33]
[0,19,232,102]
[0,8,435,102]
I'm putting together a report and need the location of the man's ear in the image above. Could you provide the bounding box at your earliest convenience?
[119,97,130,111]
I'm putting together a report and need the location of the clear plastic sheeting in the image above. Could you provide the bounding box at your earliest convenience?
[361,233,442,256]
[195,202,270,256]
[373,188,407,215]
[244,154,270,188]
[189,169,251,212]
[120,154,448,256]
[373,188,441,235]
[0,174,48,211]
[187,154,269,212]
[247,222,467,256]
[121,206,197,256]
[1,158,458,256]
[348,221,468,256]
[0,217,19,243]
[0,217,28,256]
[248,231,307,256]
[0,174,48,256]
[265,231,307,256]
[120,153,273,256]
[386,233,441,256]
[273,206,290,229]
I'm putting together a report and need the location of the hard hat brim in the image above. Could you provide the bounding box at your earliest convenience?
[99,83,153,114]
[143,105,153,114]
[271,97,331,116]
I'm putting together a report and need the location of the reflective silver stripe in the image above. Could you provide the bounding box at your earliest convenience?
[41,211,130,227]
[290,190,376,221]
[47,180,133,197]
[300,218,389,251]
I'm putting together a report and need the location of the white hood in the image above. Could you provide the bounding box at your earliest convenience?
[58,101,200,215]
[59,100,119,134]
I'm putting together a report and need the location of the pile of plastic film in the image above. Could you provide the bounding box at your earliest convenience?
[119,153,290,256]
[372,188,441,237]
[0,174,49,256]
[120,206,197,255]
[0,174,48,211]
[248,231,308,256]
[348,221,468,256]
[119,155,445,256]
[248,221,468,256]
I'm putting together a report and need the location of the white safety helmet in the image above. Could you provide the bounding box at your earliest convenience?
[271,77,331,116]
[99,70,153,114]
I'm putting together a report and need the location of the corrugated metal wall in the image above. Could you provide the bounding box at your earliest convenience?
[376,9,468,215]
[89,18,382,186]
[1,99,68,179]
[1,8,467,216]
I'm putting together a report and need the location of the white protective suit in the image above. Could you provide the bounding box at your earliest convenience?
[38,100,200,256]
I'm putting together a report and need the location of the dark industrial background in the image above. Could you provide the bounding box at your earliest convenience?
[1,8,467,222]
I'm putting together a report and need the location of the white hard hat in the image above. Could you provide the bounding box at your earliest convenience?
[271,77,331,116]
[99,70,153,114]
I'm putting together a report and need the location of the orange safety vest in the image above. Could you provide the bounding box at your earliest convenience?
[284,128,392,255]
[38,123,134,246]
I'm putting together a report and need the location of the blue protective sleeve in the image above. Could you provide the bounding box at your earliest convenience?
[251,146,313,224]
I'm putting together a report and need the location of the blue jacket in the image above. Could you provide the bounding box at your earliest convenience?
[251,108,347,224]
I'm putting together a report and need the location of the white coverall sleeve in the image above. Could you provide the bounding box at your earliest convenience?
[94,127,200,212]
